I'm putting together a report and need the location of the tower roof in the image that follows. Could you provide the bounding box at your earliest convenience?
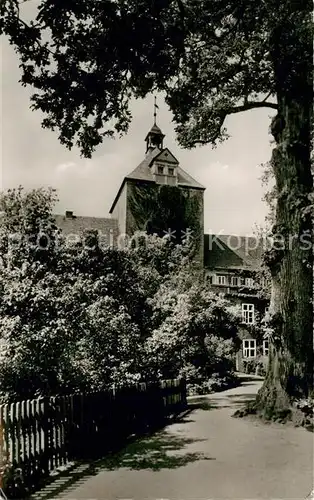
[151,124,162,133]
[145,123,165,152]
[145,123,164,140]
[109,147,205,214]
[126,148,205,189]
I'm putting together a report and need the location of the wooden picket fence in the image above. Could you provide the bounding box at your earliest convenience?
[0,379,186,496]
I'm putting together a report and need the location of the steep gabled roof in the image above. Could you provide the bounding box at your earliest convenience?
[204,234,264,270]
[218,235,264,266]
[125,148,160,183]
[110,147,205,213]
[176,167,205,190]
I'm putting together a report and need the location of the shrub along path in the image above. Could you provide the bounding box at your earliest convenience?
[33,377,313,500]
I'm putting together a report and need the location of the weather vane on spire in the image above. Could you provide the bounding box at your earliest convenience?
[154,96,159,125]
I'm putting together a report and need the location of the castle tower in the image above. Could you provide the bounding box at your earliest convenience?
[109,109,205,266]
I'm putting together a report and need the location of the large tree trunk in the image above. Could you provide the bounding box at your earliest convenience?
[256,4,313,417]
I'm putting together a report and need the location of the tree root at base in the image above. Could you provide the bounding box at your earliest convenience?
[232,400,314,431]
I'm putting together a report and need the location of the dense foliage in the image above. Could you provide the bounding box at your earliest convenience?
[147,275,241,392]
[1,0,312,413]
[1,1,310,153]
[0,0,287,157]
[0,188,240,402]
[129,184,202,254]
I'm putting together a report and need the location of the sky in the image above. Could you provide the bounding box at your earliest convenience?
[1,18,276,236]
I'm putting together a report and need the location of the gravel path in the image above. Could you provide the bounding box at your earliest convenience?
[38,378,313,500]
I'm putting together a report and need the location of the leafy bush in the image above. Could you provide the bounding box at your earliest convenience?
[0,245,153,400]
[0,187,242,402]
[187,372,239,396]
[146,274,241,386]
[242,358,266,376]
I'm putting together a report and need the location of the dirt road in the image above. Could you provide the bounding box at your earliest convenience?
[34,378,313,500]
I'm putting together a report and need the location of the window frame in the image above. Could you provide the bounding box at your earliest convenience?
[168,167,174,176]
[157,165,164,175]
[231,276,239,286]
[263,339,269,356]
[243,339,256,358]
[217,275,226,285]
[245,277,254,287]
[242,303,255,324]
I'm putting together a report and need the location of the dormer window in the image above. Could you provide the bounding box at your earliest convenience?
[151,150,179,186]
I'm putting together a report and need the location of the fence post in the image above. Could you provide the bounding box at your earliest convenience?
[0,406,4,492]
[0,410,7,499]
[41,398,50,477]
[182,378,188,409]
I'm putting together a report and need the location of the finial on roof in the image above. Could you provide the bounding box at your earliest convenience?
[154,95,159,125]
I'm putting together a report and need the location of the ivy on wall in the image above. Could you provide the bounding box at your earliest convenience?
[128,183,202,253]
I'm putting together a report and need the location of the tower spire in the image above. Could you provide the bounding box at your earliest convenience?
[145,96,164,153]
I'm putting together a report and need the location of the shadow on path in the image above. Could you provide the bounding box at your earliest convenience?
[30,413,215,500]
[187,399,220,411]
[102,431,214,471]
[189,392,258,411]
[30,377,313,500]
[31,379,260,499]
